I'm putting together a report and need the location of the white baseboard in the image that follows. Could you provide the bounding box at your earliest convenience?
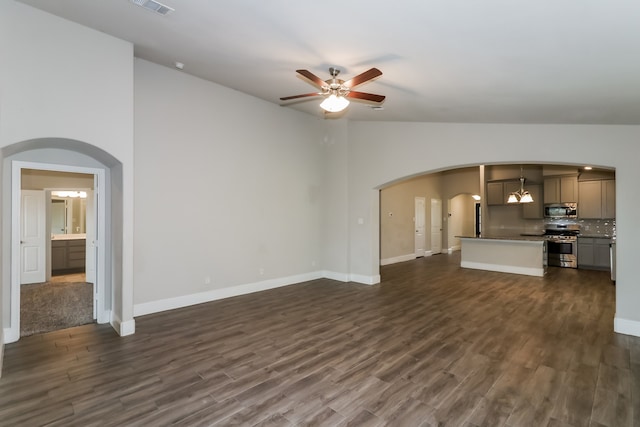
[447,245,461,254]
[380,253,416,266]
[120,319,136,336]
[349,273,381,285]
[3,327,19,344]
[461,261,545,277]
[323,271,380,285]
[0,329,4,378]
[110,312,136,336]
[614,316,640,338]
[134,271,324,317]
[133,270,386,317]
[322,270,350,282]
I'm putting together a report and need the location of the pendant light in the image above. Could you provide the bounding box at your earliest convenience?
[507,167,534,204]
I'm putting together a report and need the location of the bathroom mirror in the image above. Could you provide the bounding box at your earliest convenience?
[51,196,86,235]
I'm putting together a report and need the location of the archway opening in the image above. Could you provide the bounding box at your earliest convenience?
[2,138,124,343]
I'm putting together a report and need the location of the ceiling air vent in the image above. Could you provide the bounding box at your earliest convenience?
[130,0,174,16]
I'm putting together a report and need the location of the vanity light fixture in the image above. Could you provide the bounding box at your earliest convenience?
[52,191,87,199]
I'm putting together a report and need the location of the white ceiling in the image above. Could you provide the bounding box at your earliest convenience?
[17,0,640,124]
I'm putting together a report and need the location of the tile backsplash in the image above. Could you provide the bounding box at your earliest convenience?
[577,218,616,237]
[522,218,615,237]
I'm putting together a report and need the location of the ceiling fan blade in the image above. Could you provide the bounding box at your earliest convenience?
[346,91,386,103]
[280,92,321,101]
[296,70,328,89]
[343,68,383,88]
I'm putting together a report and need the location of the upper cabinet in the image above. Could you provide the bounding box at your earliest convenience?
[578,179,615,219]
[522,184,543,219]
[487,180,521,205]
[543,176,577,204]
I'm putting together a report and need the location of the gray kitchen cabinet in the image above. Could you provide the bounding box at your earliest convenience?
[578,179,616,219]
[522,184,543,218]
[51,238,86,274]
[602,179,616,219]
[486,181,521,205]
[544,176,577,204]
[578,237,611,270]
[486,182,504,205]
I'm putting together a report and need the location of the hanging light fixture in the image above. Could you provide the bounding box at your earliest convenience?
[319,68,350,113]
[507,167,534,204]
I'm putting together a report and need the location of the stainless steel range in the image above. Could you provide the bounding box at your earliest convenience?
[544,223,580,268]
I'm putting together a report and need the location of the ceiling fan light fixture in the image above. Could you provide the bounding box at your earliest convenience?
[320,94,349,113]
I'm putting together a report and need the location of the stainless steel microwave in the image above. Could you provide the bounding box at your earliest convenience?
[544,203,577,219]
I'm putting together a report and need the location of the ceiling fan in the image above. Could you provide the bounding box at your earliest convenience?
[280,67,385,113]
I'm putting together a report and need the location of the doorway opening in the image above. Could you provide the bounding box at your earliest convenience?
[19,169,96,336]
[10,160,107,342]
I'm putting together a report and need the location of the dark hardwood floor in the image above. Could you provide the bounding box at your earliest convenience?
[1,253,638,426]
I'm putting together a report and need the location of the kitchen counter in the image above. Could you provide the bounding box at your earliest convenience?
[459,234,547,242]
[459,236,547,277]
[51,233,86,241]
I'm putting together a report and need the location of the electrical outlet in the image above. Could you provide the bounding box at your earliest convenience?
[259,268,264,275]
[204,276,211,285]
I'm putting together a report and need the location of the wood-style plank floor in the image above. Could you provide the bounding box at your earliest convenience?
[1,253,638,426]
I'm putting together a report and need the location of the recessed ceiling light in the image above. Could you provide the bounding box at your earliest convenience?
[175,62,184,70]
[584,166,593,170]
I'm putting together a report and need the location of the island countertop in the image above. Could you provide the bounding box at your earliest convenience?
[457,235,548,242]
[458,236,547,277]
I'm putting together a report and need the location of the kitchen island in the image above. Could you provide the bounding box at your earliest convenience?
[459,236,547,277]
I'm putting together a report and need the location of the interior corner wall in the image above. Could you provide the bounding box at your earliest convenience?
[0,1,134,336]
[133,59,325,309]
[320,120,350,278]
[346,121,640,330]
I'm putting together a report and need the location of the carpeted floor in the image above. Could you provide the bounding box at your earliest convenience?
[20,280,94,337]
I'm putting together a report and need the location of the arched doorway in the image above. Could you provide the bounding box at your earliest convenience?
[2,138,124,343]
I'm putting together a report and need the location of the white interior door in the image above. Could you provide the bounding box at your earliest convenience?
[85,189,96,285]
[414,197,426,257]
[431,198,443,255]
[21,190,46,284]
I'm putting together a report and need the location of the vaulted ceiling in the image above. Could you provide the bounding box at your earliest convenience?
[18,0,640,124]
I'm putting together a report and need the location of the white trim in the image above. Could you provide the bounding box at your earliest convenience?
[614,316,640,338]
[322,271,350,282]
[423,250,433,257]
[461,260,545,277]
[134,271,324,317]
[380,253,416,266]
[10,161,108,342]
[447,245,461,254]
[3,327,19,344]
[110,311,134,336]
[120,320,136,336]
[0,329,3,378]
[349,274,381,285]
